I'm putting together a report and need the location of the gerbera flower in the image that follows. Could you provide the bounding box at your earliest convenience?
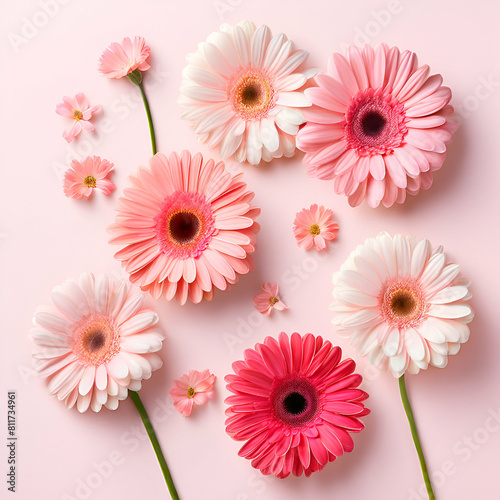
[253,283,288,315]
[331,232,473,377]
[63,156,115,200]
[293,204,339,251]
[296,44,458,207]
[225,332,369,478]
[30,273,164,413]
[108,151,260,304]
[179,21,316,166]
[98,36,151,79]
[55,93,102,143]
[170,369,216,417]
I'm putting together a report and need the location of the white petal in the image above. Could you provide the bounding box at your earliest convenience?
[405,328,426,361]
[429,286,469,304]
[428,304,472,319]
[260,118,280,152]
[79,366,96,396]
[410,239,431,278]
[383,327,401,357]
[276,91,311,107]
[119,311,159,336]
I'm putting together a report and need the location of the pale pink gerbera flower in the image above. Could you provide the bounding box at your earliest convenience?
[56,93,102,143]
[170,369,216,417]
[98,36,151,79]
[293,204,339,251]
[108,151,260,304]
[179,21,316,166]
[225,332,369,478]
[63,156,116,200]
[331,232,473,377]
[30,273,164,413]
[297,45,458,208]
[253,283,288,315]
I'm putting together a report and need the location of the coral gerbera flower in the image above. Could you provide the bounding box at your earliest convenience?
[55,93,102,143]
[331,232,473,377]
[179,21,316,166]
[293,204,339,251]
[30,273,164,413]
[98,36,151,79]
[225,332,369,478]
[170,369,216,416]
[108,151,260,304]
[297,44,458,208]
[63,156,115,200]
[253,283,287,315]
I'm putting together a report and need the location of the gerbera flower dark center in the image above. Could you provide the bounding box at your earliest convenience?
[230,70,276,121]
[345,88,407,157]
[309,224,321,236]
[73,316,120,366]
[361,111,387,137]
[83,175,97,188]
[272,378,320,427]
[283,392,308,415]
[73,110,83,121]
[380,279,428,329]
[169,211,201,245]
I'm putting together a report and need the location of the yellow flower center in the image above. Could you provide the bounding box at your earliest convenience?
[83,175,97,188]
[187,387,196,399]
[309,224,321,236]
[269,296,279,306]
[73,110,83,121]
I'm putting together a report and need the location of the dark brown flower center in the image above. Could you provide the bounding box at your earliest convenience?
[361,110,387,137]
[391,290,417,317]
[82,329,106,353]
[169,211,200,245]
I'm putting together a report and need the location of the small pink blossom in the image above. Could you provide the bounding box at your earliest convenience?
[293,204,339,251]
[170,369,216,417]
[63,156,115,200]
[55,93,101,143]
[253,283,288,316]
[98,36,151,79]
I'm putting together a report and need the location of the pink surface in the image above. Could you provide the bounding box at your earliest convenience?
[1,1,499,499]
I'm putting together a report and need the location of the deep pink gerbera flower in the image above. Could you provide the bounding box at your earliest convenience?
[225,332,369,478]
[296,44,458,208]
[108,151,260,304]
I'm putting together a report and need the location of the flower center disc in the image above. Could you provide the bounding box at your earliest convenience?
[272,378,319,427]
[83,175,97,188]
[345,88,407,157]
[73,110,83,121]
[73,316,120,366]
[230,70,276,121]
[309,224,321,236]
[380,279,428,329]
[169,211,200,245]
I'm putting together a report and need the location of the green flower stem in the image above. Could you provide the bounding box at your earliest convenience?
[127,69,157,155]
[130,391,180,500]
[138,82,157,155]
[399,375,435,500]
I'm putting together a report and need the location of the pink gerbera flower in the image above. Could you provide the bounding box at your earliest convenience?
[30,272,164,413]
[170,369,216,416]
[293,204,339,251]
[253,283,287,315]
[297,44,458,207]
[179,21,316,166]
[55,93,102,143]
[331,232,474,377]
[225,332,369,478]
[63,156,115,200]
[108,151,260,304]
[98,36,151,79]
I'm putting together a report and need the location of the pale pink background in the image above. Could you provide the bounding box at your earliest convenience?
[1,1,499,499]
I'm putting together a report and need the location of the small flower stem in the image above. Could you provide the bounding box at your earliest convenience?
[399,375,435,500]
[130,391,180,500]
[138,82,157,155]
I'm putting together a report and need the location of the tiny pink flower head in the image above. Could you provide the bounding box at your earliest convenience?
[253,283,288,315]
[55,93,102,143]
[98,36,151,79]
[293,204,339,251]
[63,156,115,200]
[170,369,216,417]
